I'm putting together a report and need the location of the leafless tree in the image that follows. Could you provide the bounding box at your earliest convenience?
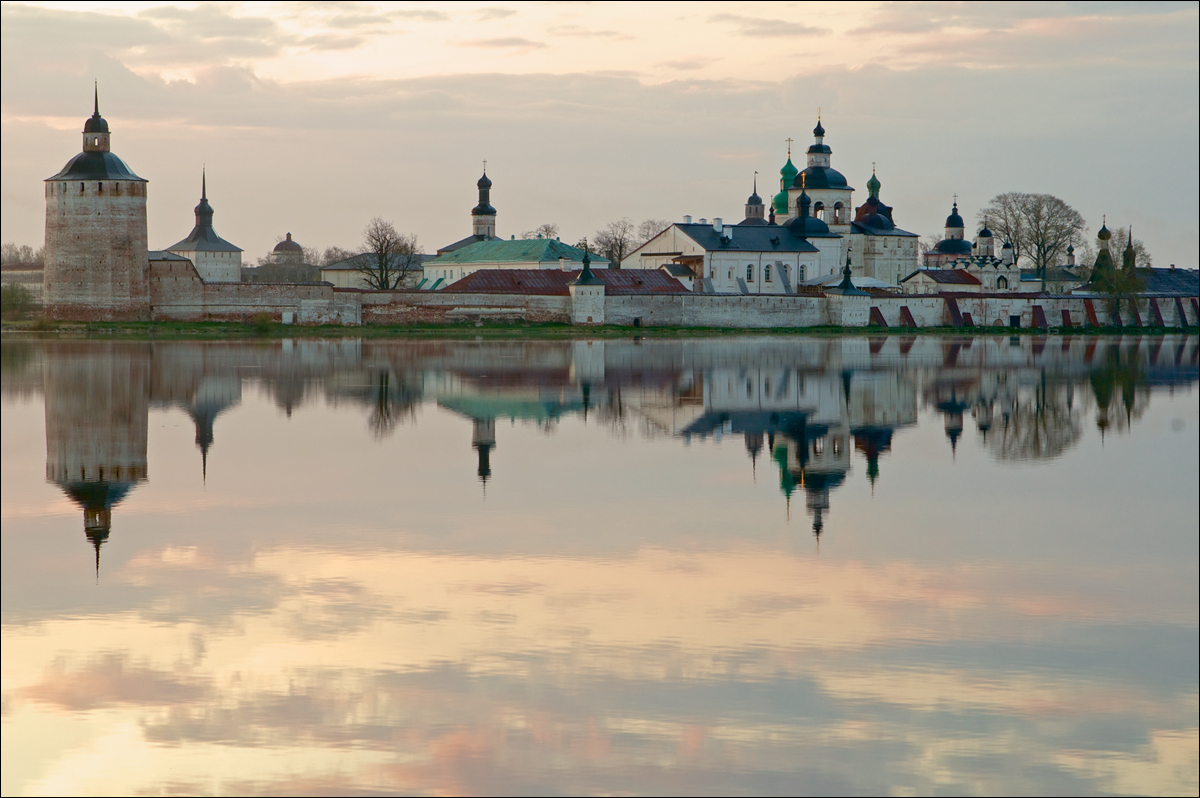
[593,217,636,267]
[521,223,560,240]
[1105,226,1152,269]
[1,243,43,265]
[920,233,942,255]
[321,246,355,266]
[302,246,322,266]
[978,193,1086,284]
[355,218,424,290]
[635,219,670,246]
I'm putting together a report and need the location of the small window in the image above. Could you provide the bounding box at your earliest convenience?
[799,265,806,281]
[832,438,842,456]
[997,276,1008,289]
[765,264,772,282]
[746,265,753,282]
[813,438,824,455]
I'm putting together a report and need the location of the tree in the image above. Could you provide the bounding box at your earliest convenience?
[1,243,41,265]
[1106,226,1152,269]
[355,218,423,290]
[302,246,323,267]
[920,233,942,255]
[593,217,636,267]
[978,193,1086,287]
[521,223,560,240]
[322,246,355,266]
[635,219,670,246]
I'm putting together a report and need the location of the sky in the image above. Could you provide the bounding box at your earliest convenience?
[1,1,1198,266]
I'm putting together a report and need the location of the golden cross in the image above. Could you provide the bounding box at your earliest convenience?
[785,137,793,156]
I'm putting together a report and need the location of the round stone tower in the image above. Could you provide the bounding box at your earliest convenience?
[44,88,149,320]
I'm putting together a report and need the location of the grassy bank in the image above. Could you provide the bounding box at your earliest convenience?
[2,317,1196,340]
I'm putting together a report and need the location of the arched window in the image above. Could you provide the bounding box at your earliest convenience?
[764,264,772,282]
[813,201,825,221]
[746,264,753,282]
[997,276,1008,289]
[799,264,806,281]
[833,201,844,224]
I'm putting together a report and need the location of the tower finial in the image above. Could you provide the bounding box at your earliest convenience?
[94,81,99,116]
[786,137,793,157]
[753,170,758,193]
[201,165,206,200]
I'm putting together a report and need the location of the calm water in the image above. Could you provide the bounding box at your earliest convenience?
[1,336,1197,797]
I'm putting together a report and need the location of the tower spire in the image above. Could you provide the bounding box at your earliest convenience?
[94,81,99,116]
[201,166,207,200]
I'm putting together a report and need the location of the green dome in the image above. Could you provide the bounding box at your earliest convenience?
[773,189,789,215]
[780,157,798,186]
[866,170,881,199]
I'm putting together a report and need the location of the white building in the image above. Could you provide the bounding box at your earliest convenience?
[165,172,242,283]
[623,118,919,291]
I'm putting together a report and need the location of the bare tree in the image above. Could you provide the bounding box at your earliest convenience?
[920,233,942,255]
[635,219,670,246]
[1105,226,1152,269]
[521,223,560,240]
[978,193,1086,286]
[302,246,322,266]
[593,217,636,267]
[1,243,42,265]
[322,246,355,266]
[355,218,423,290]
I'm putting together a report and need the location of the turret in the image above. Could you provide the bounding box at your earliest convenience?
[944,200,965,241]
[743,174,765,223]
[975,219,994,258]
[472,169,496,237]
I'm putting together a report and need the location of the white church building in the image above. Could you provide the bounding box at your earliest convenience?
[165,171,243,283]
[623,118,920,292]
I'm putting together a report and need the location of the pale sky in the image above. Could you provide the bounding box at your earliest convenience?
[1,1,1197,266]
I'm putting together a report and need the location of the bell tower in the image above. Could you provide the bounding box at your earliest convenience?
[472,167,497,238]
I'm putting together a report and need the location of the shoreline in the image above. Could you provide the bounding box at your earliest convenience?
[2,319,1197,341]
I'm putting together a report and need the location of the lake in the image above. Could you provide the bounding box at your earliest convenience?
[1,335,1197,796]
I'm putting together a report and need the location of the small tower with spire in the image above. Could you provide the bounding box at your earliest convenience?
[742,173,766,225]
[472,166,497,238]
[569,244,606,325]
[166,169,244,282]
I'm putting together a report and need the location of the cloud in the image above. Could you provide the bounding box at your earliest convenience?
[457,37,547,50]
[709,13,829,38]
[300,34,367,52]
[550,25,629,39]
[390,9,450,22]
[327,13,393,30]
[476,7,517,21]
[22,654,207,711]
[658,58,716,71]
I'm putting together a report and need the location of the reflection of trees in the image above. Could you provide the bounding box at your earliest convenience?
[1090,349,1148,438]
[364,369,419,439]
[988,378,1082,463]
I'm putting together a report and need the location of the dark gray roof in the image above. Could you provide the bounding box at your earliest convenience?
[437,233,502,255]
[323,253,434,270]
[1020,268,1084,283]
[675,222,821,253]
[47,151,145,182]
[167,197,242,253]
[149,251,191,261]
[851,221,918,237]
[1139,267,1199,295]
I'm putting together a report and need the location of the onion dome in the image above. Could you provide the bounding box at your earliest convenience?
[1001,242,1013,252]
[945,202,964,229]
[773,189,789,216]
[273,233,302,254]
[794,165,848,189]
[866,170,881,199]
[780,157,798,186]
[1097,221,1111,241]
[813,117,825,137]
[477,171,492,190]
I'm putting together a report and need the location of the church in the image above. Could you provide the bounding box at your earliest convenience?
[622,117,920,291]
[165,171,243,282]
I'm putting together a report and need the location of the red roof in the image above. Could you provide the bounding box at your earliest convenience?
[903,269,981,285]
[441,269,689,295]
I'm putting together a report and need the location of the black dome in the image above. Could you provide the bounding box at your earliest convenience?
[945,203,964,229]
[273,233,302,252]
[747,191,763,205]
[787,214,830,237]
[47,151,144,182]
[477,172,492,189]
[794,166,848,190]
[83,113,109,134]
[978,225,993,238]
[813,118,825,137]
[934,239,972,255]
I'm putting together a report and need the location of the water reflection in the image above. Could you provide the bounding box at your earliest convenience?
[1,335,1197,796]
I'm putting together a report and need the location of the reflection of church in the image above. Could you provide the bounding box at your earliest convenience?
[44,344,151,573]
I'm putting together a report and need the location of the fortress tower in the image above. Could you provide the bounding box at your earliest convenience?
[44,88,149,320]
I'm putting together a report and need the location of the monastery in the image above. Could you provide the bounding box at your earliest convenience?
[30,92,1199,330]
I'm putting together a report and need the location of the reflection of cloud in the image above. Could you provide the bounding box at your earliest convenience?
[709,13,829,38]
[390,9,450,22]
[658,58,715,71]
[476,7,516,21]
[457,36,547,49]
[22,654,206,711]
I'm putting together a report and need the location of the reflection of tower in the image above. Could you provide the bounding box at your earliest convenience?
[852,427,893,489]
[772,419,849,544]
[44,343,150,575]
[472,417,496,486]
[184,376,241,481]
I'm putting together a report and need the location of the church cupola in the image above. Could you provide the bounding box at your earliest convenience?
[774,149,798,216]
[743,174,766,224]
[806,113,832,168]
[944,200,965,240]
[866,167,881,200]
[471,167,497,237]
[975,218,994,258]
[82,84,111,153]
[194,169,214,229]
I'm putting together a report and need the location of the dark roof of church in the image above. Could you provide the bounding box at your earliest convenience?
[676,222,822,252]
[933,239,973,255]
[441,268,688,295]
[900,269,981,285]
[794,166,851,190]
[47,151,145,182]
[1137,267,1199,295]
[852,220,919,237]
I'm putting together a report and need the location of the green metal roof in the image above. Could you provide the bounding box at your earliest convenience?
[423,238,610,267]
